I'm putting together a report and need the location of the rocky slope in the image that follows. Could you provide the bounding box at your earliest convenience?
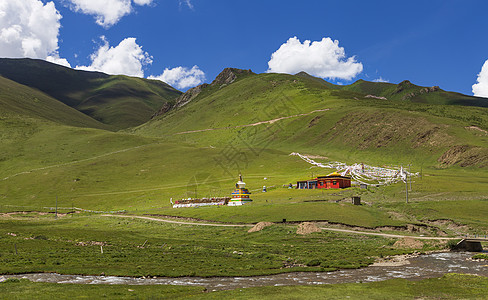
[153,68,254,118]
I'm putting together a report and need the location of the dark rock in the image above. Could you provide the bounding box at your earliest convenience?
[153,68,254,118]
[401,92,416,100]
[151,102,173,118]
[211,68,254,87]
[174,83,209,108]
[395,80,413,94]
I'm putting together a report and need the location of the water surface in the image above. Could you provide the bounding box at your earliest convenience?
[5,252,488,291]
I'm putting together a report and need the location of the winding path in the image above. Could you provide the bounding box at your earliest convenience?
[102,214,458,240]
[1,108,330,182]
[101,214,252,227]
[174,109,330,135]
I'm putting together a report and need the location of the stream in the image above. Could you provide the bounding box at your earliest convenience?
[4,252,488,291]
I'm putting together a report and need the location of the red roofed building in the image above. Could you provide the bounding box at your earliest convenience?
[297,172,351,189]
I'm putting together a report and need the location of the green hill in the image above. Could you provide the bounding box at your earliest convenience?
[0,58,182,130]
[1,67,487,227]
[135,70,488,168]
[2,66,488,289]
[0,76,108,129]
[342,79,488,107]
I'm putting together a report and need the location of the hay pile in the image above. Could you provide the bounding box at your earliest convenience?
[296,222,321,235]
[248,222,274,233]
[393,237,424,249]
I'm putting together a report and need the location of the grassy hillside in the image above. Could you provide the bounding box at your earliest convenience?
[0,76,108,130]
[0,58,182,129]
[342,79,488,107]
[1,67,488,289]
[1,69,487,231]
[134,72,488,168]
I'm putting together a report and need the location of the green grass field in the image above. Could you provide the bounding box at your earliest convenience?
[0,214,418,277]
[1,65,488,295]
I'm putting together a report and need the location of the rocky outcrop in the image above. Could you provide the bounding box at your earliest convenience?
[437,145,488,167]
[152,68,254,118]
[401,86,440,100]
[394,80,441,100]
[211,68,254,87]
[153,102,173,116]
[420,86,440,94]
[394,80,414,94]
[175,83,209,107]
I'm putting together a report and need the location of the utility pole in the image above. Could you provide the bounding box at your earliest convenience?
[55,196,58,220]
[405,171,409,204]
[408,164,412,191]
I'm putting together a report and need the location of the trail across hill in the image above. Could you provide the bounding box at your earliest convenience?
[101,214,252,227]
[1,108,329,182]
[102,214,457,240]
[174,109,330,135]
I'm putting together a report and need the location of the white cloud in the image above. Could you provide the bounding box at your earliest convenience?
[267,36,363,81]
[66,0,153,28]
[149,66,205,89]
[46,55,71,68]
[76,37,152,77]
[373,77,389,83]
[133,0,153,5]
[0,0,69,65]
[179,0,194,9]
[472,60,488,98]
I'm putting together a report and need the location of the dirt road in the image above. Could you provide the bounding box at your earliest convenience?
[102,214,458,240]
[174,109,330,135]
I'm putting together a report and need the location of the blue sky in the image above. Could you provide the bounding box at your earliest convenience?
[1,0,488,96]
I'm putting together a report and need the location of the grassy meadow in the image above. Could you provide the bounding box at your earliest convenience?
[1,65,488,296]
[0,214,417,277]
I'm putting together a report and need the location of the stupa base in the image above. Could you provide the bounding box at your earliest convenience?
[227,200,252,206]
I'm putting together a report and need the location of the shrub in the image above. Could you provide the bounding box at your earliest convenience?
[472,254,488,260]
[306,259,321,267]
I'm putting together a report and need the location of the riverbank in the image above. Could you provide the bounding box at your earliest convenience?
[2,273,488,299]
[1,214,425,278]
[3,251,487,291]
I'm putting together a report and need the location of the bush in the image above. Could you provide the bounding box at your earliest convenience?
[472,254,488,260]
[306,259,321,267]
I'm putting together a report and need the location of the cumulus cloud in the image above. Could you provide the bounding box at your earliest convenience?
[149,66,205,89]
[66,0,153,28]
[46,55,71,68]
[76,37,152,77]
[0,0,69,65]
[472,60,488,98]
[267,36,363,81]
[373,77,389,83]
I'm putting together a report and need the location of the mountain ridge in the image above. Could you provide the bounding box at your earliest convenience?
[152,67,254,118]
[137,70,488,168]
[0,58,182,129]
